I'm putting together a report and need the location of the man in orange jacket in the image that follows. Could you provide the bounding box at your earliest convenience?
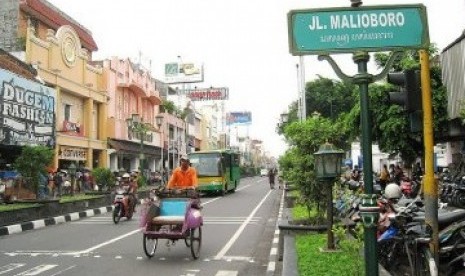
[167,155,198,190]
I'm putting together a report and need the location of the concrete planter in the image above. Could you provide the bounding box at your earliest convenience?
[0,195,112,227]
[0,190,154,227]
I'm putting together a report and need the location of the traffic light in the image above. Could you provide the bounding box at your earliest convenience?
[387,69,422,113]
[387,69,422,132]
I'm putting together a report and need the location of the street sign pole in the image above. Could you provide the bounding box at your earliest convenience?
[287,2,430,275]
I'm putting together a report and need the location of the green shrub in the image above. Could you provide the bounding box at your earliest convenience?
[92,167,115,191]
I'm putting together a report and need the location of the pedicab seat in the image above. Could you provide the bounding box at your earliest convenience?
[151,198,189,225]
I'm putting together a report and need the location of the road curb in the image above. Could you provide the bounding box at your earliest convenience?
[0,206,113,237]
[266,189,285,276]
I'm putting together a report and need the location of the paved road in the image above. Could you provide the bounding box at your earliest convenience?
[0,177,283,276]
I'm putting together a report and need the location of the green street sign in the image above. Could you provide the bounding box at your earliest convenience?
[288,4,429,55]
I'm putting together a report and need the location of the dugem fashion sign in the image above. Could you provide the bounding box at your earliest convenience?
[288,4,429,55]
[0,68,56,146]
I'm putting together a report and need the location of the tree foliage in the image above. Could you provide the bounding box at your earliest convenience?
[14,145,54,197]
[278,47,449,220]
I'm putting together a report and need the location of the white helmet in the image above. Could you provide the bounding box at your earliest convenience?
[122,173,130,178]
[384,183,402,200]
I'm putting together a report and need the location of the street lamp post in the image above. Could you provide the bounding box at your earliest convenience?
[126,114,151,179]
[155,114,164,183]
[314,142,344,250]
[68,162,77,196]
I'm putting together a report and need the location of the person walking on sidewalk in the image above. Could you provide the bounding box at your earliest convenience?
[268,168,276,189]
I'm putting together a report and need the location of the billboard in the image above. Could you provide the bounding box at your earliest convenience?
[0,68,56,146]
[186,87,229,101]
[164,62,204,84]
[226,112,252,126]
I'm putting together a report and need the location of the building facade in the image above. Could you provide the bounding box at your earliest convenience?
[4,0,108,171]
[101,57,163,174]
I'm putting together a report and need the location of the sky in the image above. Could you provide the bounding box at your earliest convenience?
[47,0,465,158]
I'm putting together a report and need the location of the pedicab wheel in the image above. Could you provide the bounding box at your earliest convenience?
[184,236,191,247]
[190,227,202,259]
[112,205,122,224]
[143,234,158,258]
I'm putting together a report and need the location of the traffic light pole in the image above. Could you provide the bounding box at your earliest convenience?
[420,49,438,262]
[318,50,403,276]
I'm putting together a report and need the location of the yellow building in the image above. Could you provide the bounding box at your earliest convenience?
[7,0,108,171]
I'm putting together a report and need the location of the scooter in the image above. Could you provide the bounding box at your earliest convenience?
[112,184,134,224]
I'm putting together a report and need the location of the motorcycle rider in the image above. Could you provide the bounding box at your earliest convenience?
[121,173,137,212]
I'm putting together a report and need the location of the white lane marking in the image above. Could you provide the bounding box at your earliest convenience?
[49,265,76,276]
[235,184,251,191]
[267,261,276,272]
[270,248,277,255]
[0,263,25,275]
[13,264,58,275]
[214,190,272,260]
[75,229,141,255]
[215,270,238,276]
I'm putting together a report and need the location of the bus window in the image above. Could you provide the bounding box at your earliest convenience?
[189,153,222,177]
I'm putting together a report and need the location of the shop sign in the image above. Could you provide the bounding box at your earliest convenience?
[59,146,86,161]
[61,120,84,136]
[0,68,56,146]
[186,87,229,101]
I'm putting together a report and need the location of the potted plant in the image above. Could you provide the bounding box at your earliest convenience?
[91,167,115,192]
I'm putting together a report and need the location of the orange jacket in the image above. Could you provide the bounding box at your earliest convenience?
[167,167,198,189]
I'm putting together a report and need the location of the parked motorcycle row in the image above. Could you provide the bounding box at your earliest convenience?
[439,172,465,209]
[335,176,465,276]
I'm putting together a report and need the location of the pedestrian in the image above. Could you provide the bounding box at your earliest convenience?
[394,164,404,183]
[379,164,390,190]
[268,168,276,189]
[351,165,361,181]
[48,171,55,197]
[53,171,63,197]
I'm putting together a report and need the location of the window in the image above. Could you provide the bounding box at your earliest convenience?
[64,104,71,121]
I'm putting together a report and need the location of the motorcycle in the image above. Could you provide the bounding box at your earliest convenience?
[112,184,134,224]
[379,196,465,275]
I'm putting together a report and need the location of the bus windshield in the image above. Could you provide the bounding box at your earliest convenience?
[189,153,222,177]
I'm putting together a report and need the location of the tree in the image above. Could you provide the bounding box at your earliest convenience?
[14,145,54,199]
[305,76,358,119]
[356,48,449,166]
[280,115,348,221]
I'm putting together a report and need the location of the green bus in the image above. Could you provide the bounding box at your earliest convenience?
[188,149,240,195]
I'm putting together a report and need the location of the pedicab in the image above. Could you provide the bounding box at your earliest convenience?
[140,188,203,259]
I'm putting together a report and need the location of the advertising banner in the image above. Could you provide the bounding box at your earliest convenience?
[186,87,229,101]
[0,68,56,146]
[164,62,204,84]
[226,112,252,126]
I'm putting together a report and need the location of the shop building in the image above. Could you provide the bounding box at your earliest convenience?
[100,57,164,174]
[1,0,108,170]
